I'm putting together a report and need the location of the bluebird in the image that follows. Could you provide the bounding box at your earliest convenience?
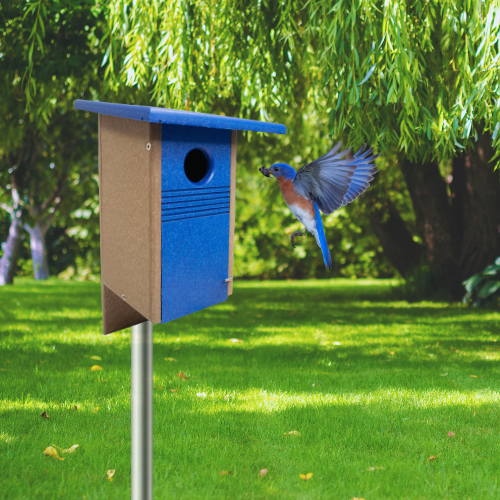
[259,142,379,270]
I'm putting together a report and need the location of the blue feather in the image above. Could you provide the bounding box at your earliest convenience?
[314,202,332,270]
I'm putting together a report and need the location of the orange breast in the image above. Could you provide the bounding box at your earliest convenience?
[278,179,315,217]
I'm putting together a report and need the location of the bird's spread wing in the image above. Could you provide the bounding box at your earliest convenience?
[293,142,379,215]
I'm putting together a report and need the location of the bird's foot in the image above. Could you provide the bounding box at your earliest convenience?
[290,230,306,248]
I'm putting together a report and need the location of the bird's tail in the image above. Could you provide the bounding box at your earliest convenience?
[313,204,332,270]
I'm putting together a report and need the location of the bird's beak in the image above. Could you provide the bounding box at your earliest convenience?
[259,166,271,178]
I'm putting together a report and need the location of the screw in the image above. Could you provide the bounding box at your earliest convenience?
[122,294,126,300]
[146,142,151,151]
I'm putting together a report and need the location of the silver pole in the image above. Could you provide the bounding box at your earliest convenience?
[131,321,153,500]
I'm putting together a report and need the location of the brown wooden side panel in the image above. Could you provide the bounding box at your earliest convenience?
[227,130,237,296]
[99,115,161,334]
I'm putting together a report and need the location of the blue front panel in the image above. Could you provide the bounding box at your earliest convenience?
[161,125,231,323]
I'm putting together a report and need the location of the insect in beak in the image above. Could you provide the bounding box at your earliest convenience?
[259,166,271,177]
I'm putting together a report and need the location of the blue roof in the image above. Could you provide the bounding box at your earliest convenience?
[74,100,286,135]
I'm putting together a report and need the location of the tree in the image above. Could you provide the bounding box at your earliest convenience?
[104,0,500,298]
[0,0,104,282]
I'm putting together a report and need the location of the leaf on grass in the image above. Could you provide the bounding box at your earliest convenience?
[470,375,479,378]
[428,454,441,461]
[448,431,455,437]
[290,310,297,316]
[74,406,78,411]
[40,411,49,419]
[440,373,448,376]
[93,407,100,413]
[90,365,103,371]
[228,339,243,343]
[299,472,313,480]
[51,443,79,454]
[259,469,268,477]
[176,372,190,380]
[169,388,178,393]
[351,497,366,500]
[284,430,300,437]
[164,358,177,362]
[43,446,64,460]
[90,356,102,361]
[154,386,165,390]
[388,351,395,355]
[220,470,232,476]
[105,469,115,482]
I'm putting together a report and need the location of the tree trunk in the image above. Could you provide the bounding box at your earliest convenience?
[368,199,423,278]
[0,215,23,285]
[400,157,462,299]
[451,132,500,280]
[25,222,50,280]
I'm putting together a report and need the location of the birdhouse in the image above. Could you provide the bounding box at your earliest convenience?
[74,100,286,334]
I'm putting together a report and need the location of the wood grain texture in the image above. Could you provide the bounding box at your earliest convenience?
[228,130,237,295]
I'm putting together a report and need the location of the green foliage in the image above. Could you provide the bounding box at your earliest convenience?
[0,0,105,278]
[1,279,500,499]
[463,257,500,307]
[104,0,500,163]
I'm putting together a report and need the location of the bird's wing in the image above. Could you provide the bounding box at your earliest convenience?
[293,142,379,215]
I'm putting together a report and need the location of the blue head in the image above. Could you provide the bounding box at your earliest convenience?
[259,163,296,181]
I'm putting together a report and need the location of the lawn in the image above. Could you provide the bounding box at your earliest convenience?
[0,278,499,500]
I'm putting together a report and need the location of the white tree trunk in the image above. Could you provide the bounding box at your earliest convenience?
[0,215,23,285]
[25,222,50,280]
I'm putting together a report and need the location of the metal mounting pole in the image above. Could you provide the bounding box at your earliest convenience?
[131,321,153,500]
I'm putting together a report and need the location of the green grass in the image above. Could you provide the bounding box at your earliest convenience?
[0,278,499,500]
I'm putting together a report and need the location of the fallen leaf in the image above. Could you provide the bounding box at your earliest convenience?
[470,375,478,378]
[351,498,366,500]
[43,446,64,461]
[473,412,476,416]
[90,365,103,371]
[90,356,102,361]
[98,379,108,383]
[52,444,79,454]
[164,358,177,362]
[299,472,313,480]
[448,431,455,437]
[290,310,297,316]
[368,466,385,471]
[284,430,300,437]
[388,351,395,355]
[428,454,441,462]
[105,469,115,482]
[93,407,100,413]
[176,372,190,380]
[154,386,165,390]
[259,469,268,477]
[228,339,243,343]
[440,373,448,376]
[173,347,180,350]
[74,406,78,411]
[220,470,232,476]
[196,392,207,398]
[40,411,49,419]
[169,388,178,393]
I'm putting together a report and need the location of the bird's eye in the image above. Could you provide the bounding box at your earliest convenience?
[273,167,278,171]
